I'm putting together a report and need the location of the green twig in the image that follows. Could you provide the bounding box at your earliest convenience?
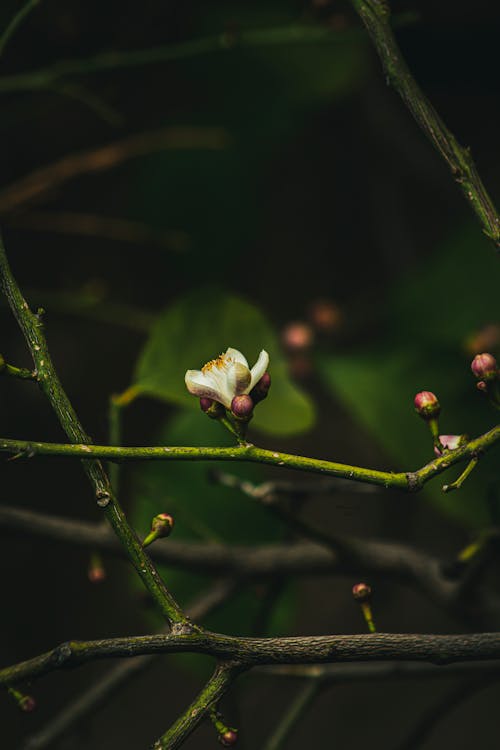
[0,0,40,58]
[0,425,498,491]
[350,0,500,249]
[0,235,190,632]
[263,678,322,750]
[0,15,416,94]
[152,663,242,750]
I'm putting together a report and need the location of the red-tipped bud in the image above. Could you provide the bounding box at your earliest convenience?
[414,391,440,420]
[88,564,106,583]
[250,372,271,403]
[20,695,36,713]
[477,380,488,392]
[282,321,314,351]
[219,729,238,746]
[434,434,467,457]
[352,582,371,602]
[200,397,213,412]
[231,394,254,419]
[142,513,174,548]
[152,513,174,537]
[8,688,36,712]
[471,353,498,381]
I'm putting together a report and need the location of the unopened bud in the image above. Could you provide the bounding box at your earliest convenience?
[250,372,271,403]
[219,729,238,746]
[282,321,314,351]
[471,353,498,381]
[231,394,254,419]
[200,398,225,419]
[434,434,467,457]
[0,354,5,372]
[352,582,371,602]
[477,380,488,392]
[142,513,174,548]
[8,688,36,712]
[414,391,440,420]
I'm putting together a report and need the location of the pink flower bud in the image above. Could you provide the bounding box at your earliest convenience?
[433,434,465,457]
[200,397,214,412]
[308,299,342,332]
[219,729,238,746]
[231,394,254,418]
[88,564,107,583]
[477,380,488,392]
[250,371,271,403]
[20,695,36,713]
[471,352,498,381]
[352,582,371,602]
[282,321,314,351]
[414,391,440,419]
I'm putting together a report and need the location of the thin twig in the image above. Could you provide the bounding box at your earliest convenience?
[263,679,322,750]
[22,579,237,750]
[0,423,498,491]
[0,127,228,213]
[152,663,243,750]
[0,0,40,58]
[0,236,190,631]
[0,15,417,94]
[350,0,500,249]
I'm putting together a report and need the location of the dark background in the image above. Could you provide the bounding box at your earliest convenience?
[0,1,499,748]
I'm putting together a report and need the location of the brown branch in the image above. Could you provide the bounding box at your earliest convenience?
[0,127,228,214]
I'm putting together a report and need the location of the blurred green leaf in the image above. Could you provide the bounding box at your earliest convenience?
[133,289,315,436]
[318,224,499,528]
[130,408,296,641]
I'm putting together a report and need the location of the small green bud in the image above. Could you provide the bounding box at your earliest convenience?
[142,513,174,548]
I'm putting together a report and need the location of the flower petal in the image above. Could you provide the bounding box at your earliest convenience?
[248,349,269,391]
[227,361,251,397]
[225,347,249,368]
[185,369,229,406]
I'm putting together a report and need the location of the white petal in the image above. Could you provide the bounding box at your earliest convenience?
[248,350,269,391]
[226,361,251,397]
[185,369,229,406]
[225,347,249,368]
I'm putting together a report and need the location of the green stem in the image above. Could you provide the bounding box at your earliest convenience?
[0,358,36,379]
[0,0,40,58]
[0,425,498,491]
[152,663,241,750]
[263,678,322,750]
[0,15,416,94]
[0,236,190,631]
[350,0,500,249]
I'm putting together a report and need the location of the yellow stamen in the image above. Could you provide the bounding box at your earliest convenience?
[201,353,233,373]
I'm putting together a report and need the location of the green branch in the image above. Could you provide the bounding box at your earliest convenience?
[152,663,242,750]
[0,237,190,632]
[0,423,498,491]
[350,0,500,249]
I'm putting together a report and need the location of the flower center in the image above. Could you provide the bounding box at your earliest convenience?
[201,353,233,374]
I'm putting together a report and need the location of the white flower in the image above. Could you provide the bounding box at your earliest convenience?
[185,347,269,409]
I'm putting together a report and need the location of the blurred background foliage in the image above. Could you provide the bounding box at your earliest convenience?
[1,0,500,748]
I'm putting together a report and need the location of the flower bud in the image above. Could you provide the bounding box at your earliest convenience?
[308,299,342,333]
[200,398,225,419]
[250,371,271,403]
[414,391,440,420]
[8,688,36,712]
[231,394,254,419]
[433,434,467,457]
[352,582,371,602]
[219,729,238,746]
[471,353,498,381]
[142,513,174,548]
[0,354,5,372]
